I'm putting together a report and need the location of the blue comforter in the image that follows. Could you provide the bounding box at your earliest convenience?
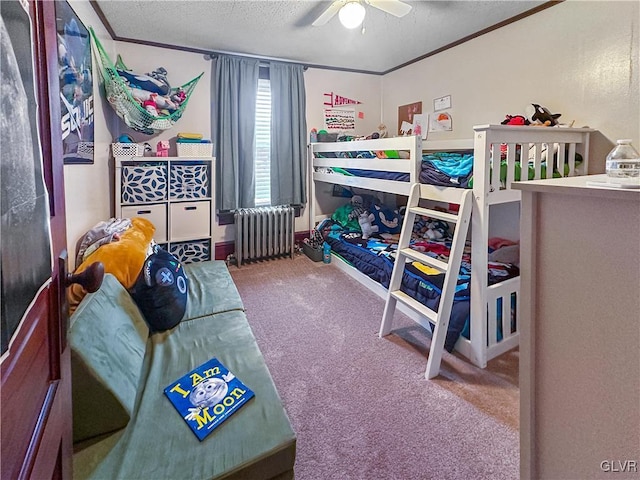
[326,231,471,352]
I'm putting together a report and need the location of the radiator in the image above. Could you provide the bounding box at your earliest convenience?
[234,206,295,265]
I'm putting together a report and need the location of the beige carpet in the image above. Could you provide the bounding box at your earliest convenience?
[230,253,519,480]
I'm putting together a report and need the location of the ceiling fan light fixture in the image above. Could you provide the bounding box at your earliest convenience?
[339,1,366,29]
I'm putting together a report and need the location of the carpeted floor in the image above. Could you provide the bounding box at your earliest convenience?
[229,253,519,480]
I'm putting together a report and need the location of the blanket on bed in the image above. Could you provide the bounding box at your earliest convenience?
[324,225,519,351]
[316,147,582,189]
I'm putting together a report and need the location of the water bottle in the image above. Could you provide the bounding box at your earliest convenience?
[322,242,331,264]
[606,139,640,179]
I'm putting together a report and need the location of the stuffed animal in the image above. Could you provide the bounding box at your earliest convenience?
[501,114,530,126]
[347,195,366,221]
[358,212,379,240]
[172,89,186,104]
[117,68,170,96]
[413,216,429,237]
[350,195,363,208]
[143,99,158,117]
[424,219,450,241]
[526,103,561,126]
[151,92,178,112]
[147,67,171,95]
[371,203,401,233]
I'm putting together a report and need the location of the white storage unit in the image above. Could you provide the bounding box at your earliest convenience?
[114,156,214,263]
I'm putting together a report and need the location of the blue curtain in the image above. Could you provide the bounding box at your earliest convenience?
[269,62,307,206]
[212,56,307,209]
[212,55,259,210]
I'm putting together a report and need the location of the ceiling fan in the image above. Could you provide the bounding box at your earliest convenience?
[312,0,412,29]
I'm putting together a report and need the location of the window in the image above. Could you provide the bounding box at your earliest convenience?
[254,72,271,206]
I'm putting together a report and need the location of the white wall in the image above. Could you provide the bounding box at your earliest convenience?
[304,68,382,230]
[304,68,382,136]
[382,0,639,173]
[63,1,117,267]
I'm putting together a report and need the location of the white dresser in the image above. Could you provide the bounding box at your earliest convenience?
[515,175,640,479]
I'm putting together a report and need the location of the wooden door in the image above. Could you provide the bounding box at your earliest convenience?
[1,1,72,478]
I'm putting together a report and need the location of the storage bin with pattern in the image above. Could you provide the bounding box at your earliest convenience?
[170,164,209,200]
[169,239,211,263]
[121,164,167,204]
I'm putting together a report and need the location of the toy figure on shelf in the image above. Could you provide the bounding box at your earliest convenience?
[156,140,170,157]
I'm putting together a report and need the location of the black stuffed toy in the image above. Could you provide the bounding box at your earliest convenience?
[129,245,188,332]
[527,103,561,126]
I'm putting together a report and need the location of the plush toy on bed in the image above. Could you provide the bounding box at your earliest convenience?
[370,203,401,234]
[350,195,363,208]
[424,219,450,241]
[358,212,379,240]
[526,103,561,126]
[347,195,366,221]
[501,114,530,126]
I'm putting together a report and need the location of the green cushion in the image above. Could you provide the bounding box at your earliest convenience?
[182,261,244,320]
[69,274,149,443]
[85,310,296,480]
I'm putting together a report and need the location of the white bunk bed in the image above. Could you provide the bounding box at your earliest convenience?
[309,124,594,369]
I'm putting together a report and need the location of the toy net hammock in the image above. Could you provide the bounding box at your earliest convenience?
[89,27,203,135]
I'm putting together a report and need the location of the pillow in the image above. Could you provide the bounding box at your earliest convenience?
[129,245,188,332]
[370,204,402,234]
[68,217,155,313]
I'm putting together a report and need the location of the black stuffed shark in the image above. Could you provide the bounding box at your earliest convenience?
[528,103,561,126]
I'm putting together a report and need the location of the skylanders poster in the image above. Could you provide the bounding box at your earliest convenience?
[164,357,255,441]
[56,0,94,164]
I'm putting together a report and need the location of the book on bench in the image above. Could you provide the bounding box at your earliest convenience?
[164,357,255,441]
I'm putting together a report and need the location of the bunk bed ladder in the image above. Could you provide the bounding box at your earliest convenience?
[379,183,473,379]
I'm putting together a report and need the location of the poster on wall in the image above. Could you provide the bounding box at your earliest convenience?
[1,1,53,358]
[397,101,422,136]
[429,112,453,132]
[323,91,361,108]
[412,114,428,140]
[324,108,355,131]
[56,0,94,164]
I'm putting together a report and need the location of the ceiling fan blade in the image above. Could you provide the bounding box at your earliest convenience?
[366,0,412,18]
[312,1,344,26]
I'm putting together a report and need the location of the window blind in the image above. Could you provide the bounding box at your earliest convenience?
[254,78,271,206]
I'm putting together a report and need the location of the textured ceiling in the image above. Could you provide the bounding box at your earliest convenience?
[93,0,553,74]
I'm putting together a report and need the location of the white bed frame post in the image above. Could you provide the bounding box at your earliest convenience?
[469,127,492,368]
[308,143,316,234]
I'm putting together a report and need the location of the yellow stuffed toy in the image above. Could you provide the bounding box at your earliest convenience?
[68,217,155,313]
